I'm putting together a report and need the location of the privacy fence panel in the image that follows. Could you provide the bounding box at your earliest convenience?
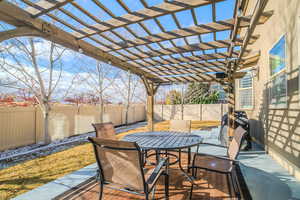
[154,104,227,121]
[0,104,145,151]
[76,105,100,135]
[183,105,201,120]
[0,107,36,151]
[105,105,123,126]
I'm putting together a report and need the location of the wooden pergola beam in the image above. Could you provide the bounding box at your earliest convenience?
[0,27,43,42]
[0,1,160,81]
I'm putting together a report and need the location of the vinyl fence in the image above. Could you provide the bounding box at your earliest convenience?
[154,104,228,121]
[0,104,145,151]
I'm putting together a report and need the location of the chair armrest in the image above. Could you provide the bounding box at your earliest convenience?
[146,157,168,185]
[201,142,228,148]
[194,153,238,163]
[212,155,239,163]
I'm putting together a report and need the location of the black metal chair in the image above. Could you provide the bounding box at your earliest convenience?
[190,126,247,198]
[88,137,169,200]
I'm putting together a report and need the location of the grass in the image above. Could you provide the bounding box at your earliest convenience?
[0,120,220,200]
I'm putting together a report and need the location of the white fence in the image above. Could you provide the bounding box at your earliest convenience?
[0,104,145,151]
[154,104,227,121]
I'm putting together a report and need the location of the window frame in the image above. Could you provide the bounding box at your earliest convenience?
[238,70,254,110]
[268,34,288,109]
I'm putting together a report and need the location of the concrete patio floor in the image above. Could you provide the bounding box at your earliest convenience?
[13,126,300,200]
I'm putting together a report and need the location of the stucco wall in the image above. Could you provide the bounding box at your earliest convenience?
[236,0,300,178]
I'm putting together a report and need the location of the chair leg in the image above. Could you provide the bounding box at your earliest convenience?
[165,173,169,200]
[187,147,191,173]
[151,185,156,200]
[99,181,103,200]
[189,183,194,200]
[143,150,148,166]
[155,150,160,165]
[145,193,149,200]
[193,168,198,178]
[226,174,232,198]
[229,172,239,198]
[196,144,200,154]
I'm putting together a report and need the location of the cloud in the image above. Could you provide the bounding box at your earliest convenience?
[0,37,147,103]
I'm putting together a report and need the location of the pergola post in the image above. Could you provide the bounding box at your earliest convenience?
[147,85,154,131]
[142,77,160,131]
[227,63,236,138]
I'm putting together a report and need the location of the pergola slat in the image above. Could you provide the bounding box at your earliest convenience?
[138,57,226,67]
[106,11,272,51]
[71,0,226,39]
[25,0,73,17]
[130,51,241,68]
[140,60,226,71]
[122,38,252,61]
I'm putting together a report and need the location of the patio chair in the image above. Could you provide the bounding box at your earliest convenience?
[88,137,169,200]
[190,126,247,198]
[169,120,191,133]
[92,122,116,139]
[169,120,193,170]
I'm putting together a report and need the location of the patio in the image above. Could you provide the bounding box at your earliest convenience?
[12,126,300,200]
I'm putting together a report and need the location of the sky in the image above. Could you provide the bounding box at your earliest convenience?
[0,0,236,103]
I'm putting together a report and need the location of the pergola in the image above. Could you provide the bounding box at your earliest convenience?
[0,0,271,136]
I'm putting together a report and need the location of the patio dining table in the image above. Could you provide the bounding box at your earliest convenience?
[122,131,203,182]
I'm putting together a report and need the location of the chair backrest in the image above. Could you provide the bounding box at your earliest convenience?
[88,137,145,191]
[228,126,247,160]
[92,122,116,139]
[169,120,191,133]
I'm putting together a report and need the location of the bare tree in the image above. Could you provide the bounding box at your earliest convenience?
[0,37,79,144]
[78,60,120,122]
[113,70,145,124]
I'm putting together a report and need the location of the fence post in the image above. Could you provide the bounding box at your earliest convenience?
[34,106,37,143]
[161,104,163,121]
[221,103,223,119]
[199,104,202,121]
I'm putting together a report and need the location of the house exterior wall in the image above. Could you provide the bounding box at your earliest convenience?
[236,0,300,179]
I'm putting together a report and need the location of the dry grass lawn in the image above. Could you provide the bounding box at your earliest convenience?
[0,120,220,200]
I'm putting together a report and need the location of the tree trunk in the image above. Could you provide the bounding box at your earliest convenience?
[42,104,51,144]
[125,71,132,125]
[99,100,104,123]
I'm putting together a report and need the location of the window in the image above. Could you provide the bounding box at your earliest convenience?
[239,71,253,109]
[269,35,287,108]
